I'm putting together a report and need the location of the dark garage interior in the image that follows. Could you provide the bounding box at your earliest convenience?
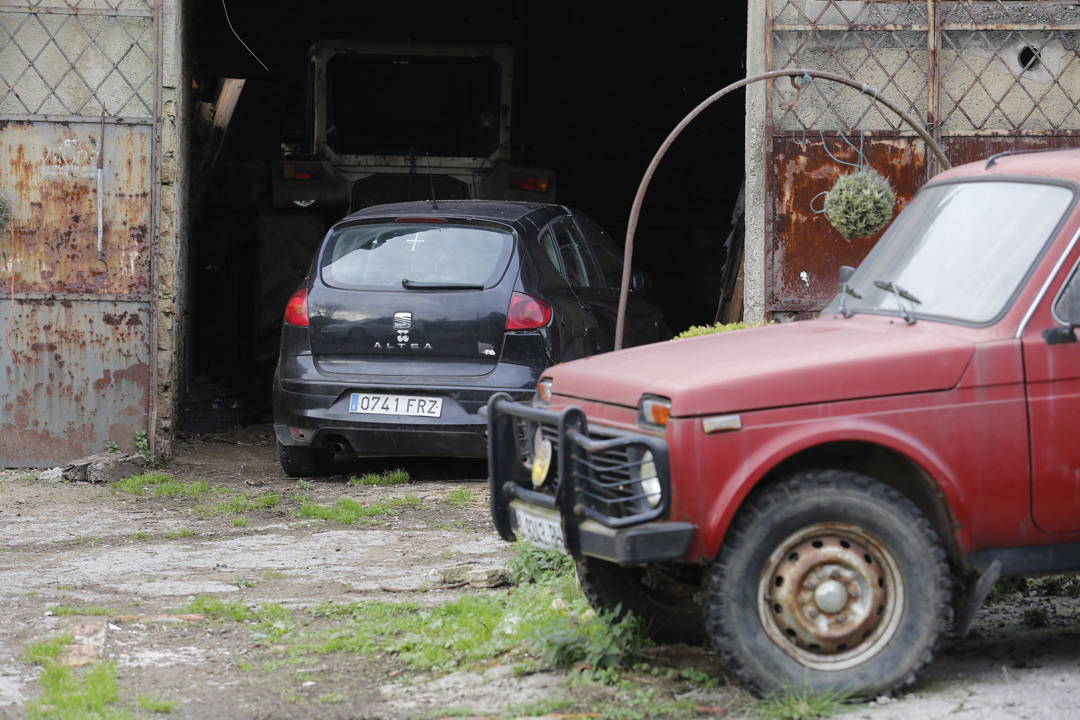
[182,1,748,425]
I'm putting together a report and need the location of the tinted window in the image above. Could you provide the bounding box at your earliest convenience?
[576,215,623,288]
[551,218,600,287]
[539,230,562,273]
[321,223,513,290]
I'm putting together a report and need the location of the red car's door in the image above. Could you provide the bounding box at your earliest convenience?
[1023,257,1080,534]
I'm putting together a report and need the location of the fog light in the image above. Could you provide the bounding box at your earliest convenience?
[531,426,553,488]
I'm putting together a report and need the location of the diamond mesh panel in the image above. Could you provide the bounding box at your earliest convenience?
[0,1,155,119]
[769,0,1080,136]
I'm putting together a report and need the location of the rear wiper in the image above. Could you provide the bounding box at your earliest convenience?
[401,278,484,290]
[873,279,921,325]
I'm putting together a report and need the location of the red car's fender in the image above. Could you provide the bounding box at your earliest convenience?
[693,414,973,562]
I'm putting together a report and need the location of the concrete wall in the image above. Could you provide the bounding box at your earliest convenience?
[155,0,191,460]
[744,0,768,324]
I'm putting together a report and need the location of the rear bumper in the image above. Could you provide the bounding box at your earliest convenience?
[273,359,535,458]
[486,393,696,565]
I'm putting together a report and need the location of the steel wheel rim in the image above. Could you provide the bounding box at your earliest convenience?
[756,523,904,671]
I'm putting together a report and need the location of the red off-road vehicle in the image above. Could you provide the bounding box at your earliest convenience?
[486,148,1080,696]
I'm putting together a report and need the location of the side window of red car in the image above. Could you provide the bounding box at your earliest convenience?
[551,217,600,288]
[1054,263,1080,325]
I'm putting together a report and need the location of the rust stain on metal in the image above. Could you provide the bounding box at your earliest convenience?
[768,137,927,313]
[942,136,1080,167]
[1,122,151,297]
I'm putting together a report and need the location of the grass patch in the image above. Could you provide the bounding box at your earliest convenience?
[25,635,127,720]
[446,488,476,508]
[139,695,176,713]
[232,517,248,527]
[130,531,150,541]
[304,543,645,673]
[196,491,284,518]
[748,687,853,720]
[47,605,113,617]
[298,495,420,525]
[185,596,252,622]
[348,469,410,486]
[164,529,195,539]
[264,569,286,580]
[110,472,210,501]
[25,634,73,665]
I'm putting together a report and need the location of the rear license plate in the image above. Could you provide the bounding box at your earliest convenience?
[348,393,443,417]
[512,504,566,552]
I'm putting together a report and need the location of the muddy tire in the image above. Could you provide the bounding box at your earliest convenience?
[276,440,333,478]
[702,469,951,697]
[576,557,705,645]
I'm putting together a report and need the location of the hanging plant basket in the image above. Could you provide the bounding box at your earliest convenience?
[824,168,896,240]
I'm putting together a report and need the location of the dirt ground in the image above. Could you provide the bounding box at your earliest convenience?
[1,427,1078,719]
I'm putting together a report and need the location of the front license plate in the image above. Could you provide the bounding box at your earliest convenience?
[512,504,566,553]
[348,393,443,417]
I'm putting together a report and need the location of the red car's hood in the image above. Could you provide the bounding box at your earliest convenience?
[547,317,975,416]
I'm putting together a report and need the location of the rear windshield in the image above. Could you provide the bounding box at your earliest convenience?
[320,223,514,291]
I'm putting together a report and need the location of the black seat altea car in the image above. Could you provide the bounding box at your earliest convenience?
[272,199,670,476]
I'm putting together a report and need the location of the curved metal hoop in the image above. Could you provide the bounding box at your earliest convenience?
[614,68,951,350]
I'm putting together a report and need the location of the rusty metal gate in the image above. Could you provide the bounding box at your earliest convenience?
[0,0,160,466]
[766,0,1080,315]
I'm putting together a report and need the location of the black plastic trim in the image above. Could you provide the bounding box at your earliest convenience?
[967,541,1080,578]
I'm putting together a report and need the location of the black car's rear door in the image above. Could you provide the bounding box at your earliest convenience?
[549,214,668,352]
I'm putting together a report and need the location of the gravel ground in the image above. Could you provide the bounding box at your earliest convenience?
[1,426,1078,719]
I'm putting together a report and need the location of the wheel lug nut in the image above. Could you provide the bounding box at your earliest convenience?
[806,581,816,590]
[830,571,841,580]
[837,613,847,622]
[809,609,819,619]
[849,588,859,599]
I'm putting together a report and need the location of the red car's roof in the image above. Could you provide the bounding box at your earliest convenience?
[935,147,1080,184]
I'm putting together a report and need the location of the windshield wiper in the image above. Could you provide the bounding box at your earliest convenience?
[873,279,921,325]
[401,278,484,290]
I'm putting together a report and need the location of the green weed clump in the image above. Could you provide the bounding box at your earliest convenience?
[749,686,854,720]
[446,488,476,508]
[25,635,127,720]
[348,469,410,486]
[299,495,420,524]
[110,472,209,501]
[506,542,574,584]
[674,320,764,339]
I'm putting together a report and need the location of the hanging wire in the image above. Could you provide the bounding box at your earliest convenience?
[805,81,881,216]
[221,0,270,72]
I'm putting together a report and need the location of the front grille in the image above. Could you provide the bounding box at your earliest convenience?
[509,414,664,521]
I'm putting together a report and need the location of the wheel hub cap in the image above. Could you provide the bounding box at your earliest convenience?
[814,579,849,614]
[757,523,904,670]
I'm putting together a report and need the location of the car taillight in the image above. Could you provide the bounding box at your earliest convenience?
[506,292,551,330]
[510,174,551,193]
[284,288,310,327]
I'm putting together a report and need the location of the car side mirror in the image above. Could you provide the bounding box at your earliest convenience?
[838,265,856,285]
[1043,285,1080,345]
[630,269,650,293]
